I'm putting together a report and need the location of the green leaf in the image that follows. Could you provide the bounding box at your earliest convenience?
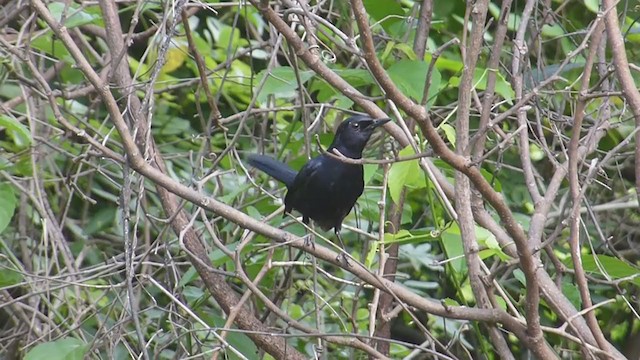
[25,338,88,360]
[513,269,526,286]
[439,123,456,148]
[255,67,314,103]
[393,43,418,61]
[541,23,565,38]
[387,145,426,205]
[583,0,600,13]
[30,36,74,64]
[561,281,582,308]
[311,69,373,105]
[47,3,102,28]
[334,69,375,87]
[387,59,441,107]
[476,226,511,261]
[216,24,249,51]
[365,240,379,268]
[363,0,405,35]
[0,267,22,287]
[0,183,17,234]
[565,254,640,287]
[442,298,460,307]
[383,229,438,244]
[0,115,32,150]
[155,116,192,136]
[479,167,502,192]
[363,163,378,185]
[441,224,466,275]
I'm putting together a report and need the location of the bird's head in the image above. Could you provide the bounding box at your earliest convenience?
[329,115,390,158]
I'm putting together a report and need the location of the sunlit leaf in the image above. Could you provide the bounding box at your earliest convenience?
[47,3,102,28]
[255,67,314,103]
[387,145,426,205]
[25,338,87,360]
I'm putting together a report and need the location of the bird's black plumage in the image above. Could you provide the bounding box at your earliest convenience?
[248,115,389,239]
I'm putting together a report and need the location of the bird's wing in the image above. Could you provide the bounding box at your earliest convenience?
[289,156,324,192]
[284,156,324,210]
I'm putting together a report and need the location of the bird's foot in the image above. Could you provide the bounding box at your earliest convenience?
[303,234,315,249]
[335,252,352,267]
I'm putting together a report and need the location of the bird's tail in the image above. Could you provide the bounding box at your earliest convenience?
[247,154,297,187]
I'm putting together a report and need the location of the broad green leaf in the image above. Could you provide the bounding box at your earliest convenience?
[565,254,640,287]
[584,0,600,12]
[255,67,314,103]
[441,224,466,275]
[156,116,192,136]
[162,44,188,74]
[363,163,378,185]
[311,69,373,105]
[216,24,250,50]
[541,23,565,38]
[47,3,101,28]
[0,84,20,99]
[429,55,464,73]
[387,59,441,107]
[387,145,426,205]
[25,338,87,360]
[0,268,22,287]
[562,281,582,308]
[0,183,17,234]
[182,285,206,304]
[334,69,375,87]
[206,18,250,51]
[363,0,405,35]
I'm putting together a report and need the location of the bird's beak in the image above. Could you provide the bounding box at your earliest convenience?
[372,118,391,128]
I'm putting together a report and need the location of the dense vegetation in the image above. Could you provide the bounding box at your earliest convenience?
[1,0,639,358]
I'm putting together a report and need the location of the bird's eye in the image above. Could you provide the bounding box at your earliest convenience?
[352,122,359,128]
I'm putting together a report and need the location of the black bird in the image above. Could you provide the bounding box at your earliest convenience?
[248,115,390,258]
